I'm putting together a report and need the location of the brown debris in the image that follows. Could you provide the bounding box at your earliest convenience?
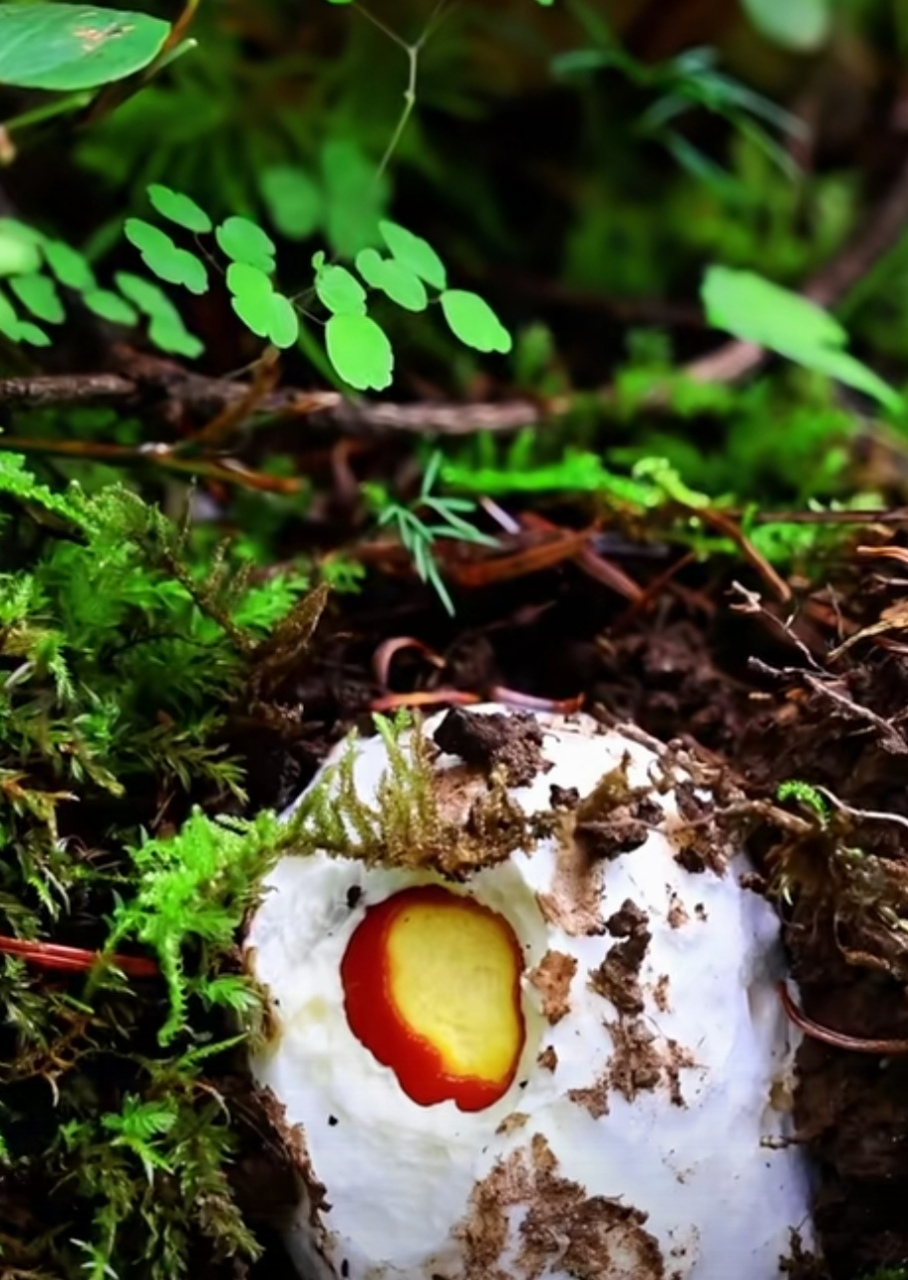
[588,900,651,1016]
[668,783,728,876]
[528,950,578,1024]
[457,1132,665,1280]
[572,758,659,861]
[653,974,671,1012]
[667,890,689,929]
[432,706,550,787]
[536,1045,558,1072]
[567,1081,611,1119]
[536,759,662,937]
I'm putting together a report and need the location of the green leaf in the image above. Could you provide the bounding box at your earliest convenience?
[0,223,42,277]
[0,4,171,91]
[227,264,275,339]
[9,274,65,324]
[379,221,447,291]
[225,262,279,340]
[42,239,96,292]
[315,264,367,315]
[702,265,900,410]
[740,0,830,51]
[114,271,177,319]
[124,218,178,261]
[259,167,323,240]
[355,248,384,287]
[440,290,512,354]
[148,314,204,359]
[377,261,427,312]
[355,250,427,311]
[16,321,51,347]
[226,261,272,300]
[216,217,276,273]
[267,293,300,349]
[147,184,212,235]
[82,289,139,326]
[125,219,208,294]
[0,291,21,341]
[113,272,202,354]
[326,314,393,391]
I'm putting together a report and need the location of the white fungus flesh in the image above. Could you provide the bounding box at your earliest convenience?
[245,706,816,1280]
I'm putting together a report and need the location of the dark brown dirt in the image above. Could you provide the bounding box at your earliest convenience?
[432,705,550,786]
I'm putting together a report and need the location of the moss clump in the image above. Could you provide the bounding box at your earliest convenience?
[288,711,542,880]
[0,452,323,1278]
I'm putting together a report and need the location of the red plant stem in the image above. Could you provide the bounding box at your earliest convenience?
[777,981,908,1055]
[369,689,482,712]
[0,934,159,977]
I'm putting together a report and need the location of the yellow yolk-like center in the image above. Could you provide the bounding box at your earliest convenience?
[340,885,526,1111]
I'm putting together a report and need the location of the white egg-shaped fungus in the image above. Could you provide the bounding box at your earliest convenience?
[245,704,816,1280]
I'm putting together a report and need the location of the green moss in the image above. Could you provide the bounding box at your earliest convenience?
[0,452,322,1278]
[287,709,539,880]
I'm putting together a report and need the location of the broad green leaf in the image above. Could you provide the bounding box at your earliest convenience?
[0,218,45,246]
[259,167,323,240]
[9,274,65,323]
[355,249,427,311]
[226,262,272,301]
[83,289,139,325]
[0,291,21,341]
[148,314,204,359]
[17,321,51,347]
[216,217,276,273]
[379,221,446,291]
[316,264,366,315]
[114,271,179,320]
[147,184,212,235]
[0,224,42,277]
[355,248,385,288]
[440,290,512,354]
[267,293,300,349]
[792,346,901,411]
[125,219,208,293]
[702,265,900,410]
[43,239,96,291]
[0,5,171,91]
[703,266,849,351]
[114,271,202,354]
[124,218,177,264]
[740,0,830,51]
[326,313,393,391]
[229,273,274,338]
[376,260,427,312]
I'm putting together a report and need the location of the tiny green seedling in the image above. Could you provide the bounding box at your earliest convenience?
[364,451,498,615]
